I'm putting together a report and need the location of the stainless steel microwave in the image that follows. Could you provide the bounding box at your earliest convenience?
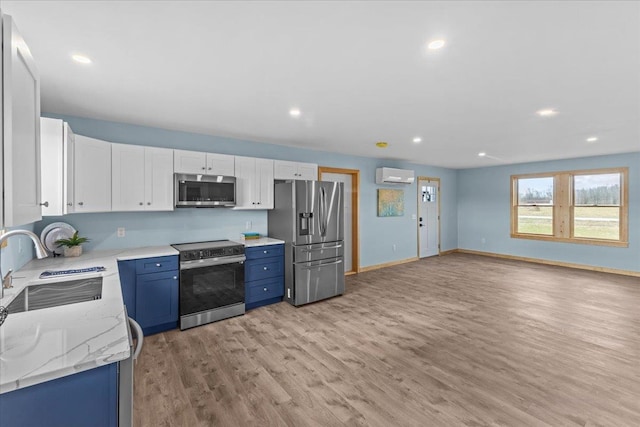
[174,173,236,207]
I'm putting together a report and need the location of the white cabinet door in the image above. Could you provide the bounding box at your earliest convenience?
[2,15,41,226]
[274,160,298,180]
[174,149,206,174]
[63,123,75,214]
[206,153,234,176]
[256,158,274,209]
[234,156,274,210]
[144,146,173,211]
[112,143,145,211]
[297,162,318,180]
[274,160,318,181]
[41,118,75,216]
[74,135,111,212]
[233,156,256,209]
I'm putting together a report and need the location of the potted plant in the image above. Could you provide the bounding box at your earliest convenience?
[55,231,90,257]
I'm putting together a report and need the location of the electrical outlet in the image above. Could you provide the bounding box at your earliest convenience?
[392,244,397,252]
[117,227,126,238]
[245,221,252,230]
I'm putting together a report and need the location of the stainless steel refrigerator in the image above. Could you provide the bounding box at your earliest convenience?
[268,180,345,306]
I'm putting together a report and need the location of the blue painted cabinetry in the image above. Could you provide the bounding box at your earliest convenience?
[117,255,179,335]
[0,363,118,427]
[245,244,284,310]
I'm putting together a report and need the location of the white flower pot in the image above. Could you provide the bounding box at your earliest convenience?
[64,246,83,257]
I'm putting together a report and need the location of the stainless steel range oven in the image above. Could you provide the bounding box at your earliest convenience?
[171,240,246,330]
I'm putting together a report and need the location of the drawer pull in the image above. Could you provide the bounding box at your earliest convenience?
[263,250,268,254]
[263,267,268,270]
[263,287,268,292]
[173,276,178,280]
[156,263,162,267]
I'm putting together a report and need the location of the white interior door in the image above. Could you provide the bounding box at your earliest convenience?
[418,178,439,258]
[321,172,352,272]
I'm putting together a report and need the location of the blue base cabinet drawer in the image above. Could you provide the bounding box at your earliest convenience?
[245,258,284,282]
[136,256,179,274]
[247,277,285,301]
[246,244,284,260]
[245,244,284,310]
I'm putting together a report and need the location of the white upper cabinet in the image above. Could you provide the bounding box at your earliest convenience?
[174,149,234,175]
[274,160,318,181]
[144,147,174,211]
[1,14,41,227]
[40,117,75,216]
[74,135,111,213]
[112,143,174,211]
[234,156,274,210]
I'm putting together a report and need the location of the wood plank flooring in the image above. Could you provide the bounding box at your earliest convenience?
[134,253,640,426]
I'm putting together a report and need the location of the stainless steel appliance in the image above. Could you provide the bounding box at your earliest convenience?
[119,311,143,427]
[171,240,246,329]
[174,173,236,207]
[268,180,345,306]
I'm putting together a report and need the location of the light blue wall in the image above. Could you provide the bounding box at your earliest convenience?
[457,152,640,272]
[36,114,458,268]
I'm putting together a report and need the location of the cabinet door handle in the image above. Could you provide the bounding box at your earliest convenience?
[78,202,84,206]
[173,276,178,280]
[263,250,268,254]
[67,202,73,206]
[201,167,206,170]
[208,167,212,170]
[139,202,143,205]
[156,263,162,267]
[263,287,268,292]
[263,267,268,270]
[147,202,151,205]
[40,201,49,207]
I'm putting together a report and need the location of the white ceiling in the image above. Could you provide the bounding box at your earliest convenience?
[3,1,639,169]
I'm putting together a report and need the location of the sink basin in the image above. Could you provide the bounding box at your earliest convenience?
[6,277,103,314]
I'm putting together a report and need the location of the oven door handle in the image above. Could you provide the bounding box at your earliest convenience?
[180,255,246,270]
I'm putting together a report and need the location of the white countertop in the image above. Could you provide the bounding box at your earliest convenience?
[0,245,177,394]
[234,237,285,247]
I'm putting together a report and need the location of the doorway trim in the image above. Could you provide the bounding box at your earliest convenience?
[318,167,360,274]
[416,176,441,257]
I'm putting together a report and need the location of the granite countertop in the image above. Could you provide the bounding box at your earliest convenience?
[0,245,177,394]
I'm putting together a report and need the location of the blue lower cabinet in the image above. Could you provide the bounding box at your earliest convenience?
[118,255,179,335]
[0,363,118,427]
[245,244,284,310]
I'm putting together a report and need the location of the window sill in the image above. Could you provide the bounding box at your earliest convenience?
[510,233,628,248]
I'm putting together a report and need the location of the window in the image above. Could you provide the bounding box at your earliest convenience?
[511,168,628,247]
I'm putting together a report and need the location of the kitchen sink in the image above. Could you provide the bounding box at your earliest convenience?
[6,277,103,314]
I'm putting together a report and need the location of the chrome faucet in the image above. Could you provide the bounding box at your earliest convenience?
[0,230,48,298]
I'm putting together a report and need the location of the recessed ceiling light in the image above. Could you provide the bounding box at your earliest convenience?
[289,108,301,117]
[537,108,557,117]
[478,152,487,157]
[412,137,422,143]
[376,142,388,148]
[427,39,446,50]
[71,54,92,64]
[586,136,598,142]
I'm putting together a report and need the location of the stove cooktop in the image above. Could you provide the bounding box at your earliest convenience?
[171,240,245,261]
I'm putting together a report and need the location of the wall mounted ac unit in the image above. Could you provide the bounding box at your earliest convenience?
[375,167,415,184]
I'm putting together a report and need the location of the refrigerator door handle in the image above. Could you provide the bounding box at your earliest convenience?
[301,244,343,252]
[300,259,343,269]
[319,186,327,237]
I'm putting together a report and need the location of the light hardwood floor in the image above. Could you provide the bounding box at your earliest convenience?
[134,253,640,426]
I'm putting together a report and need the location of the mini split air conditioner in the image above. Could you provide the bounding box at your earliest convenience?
[375,167,415,184]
